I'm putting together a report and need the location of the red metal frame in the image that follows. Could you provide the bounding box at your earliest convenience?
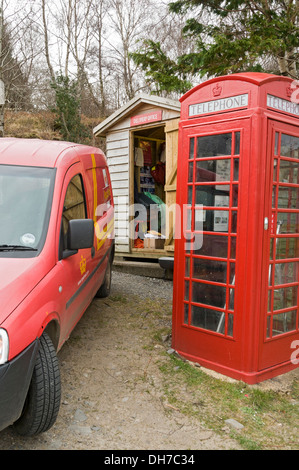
[173,73,299,384]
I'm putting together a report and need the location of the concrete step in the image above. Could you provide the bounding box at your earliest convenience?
[112,258,171,279]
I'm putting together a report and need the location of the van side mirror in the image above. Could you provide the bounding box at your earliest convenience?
[63,219,94,259]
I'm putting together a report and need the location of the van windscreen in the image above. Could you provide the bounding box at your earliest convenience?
[0,165,55,256]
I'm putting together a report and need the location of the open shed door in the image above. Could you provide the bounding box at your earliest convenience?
[164,118,179,252]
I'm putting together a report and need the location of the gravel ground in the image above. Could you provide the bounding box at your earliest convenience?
[0,271,243,451]
[0,270,297,451]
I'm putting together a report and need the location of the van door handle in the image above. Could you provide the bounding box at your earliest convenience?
[91,246,95,258]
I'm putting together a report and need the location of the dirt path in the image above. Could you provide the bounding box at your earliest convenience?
[0,271,242,450]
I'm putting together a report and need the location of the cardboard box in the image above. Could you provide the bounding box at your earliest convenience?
[144,237,165,249]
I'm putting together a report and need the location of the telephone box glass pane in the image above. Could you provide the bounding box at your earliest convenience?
[273,159,278,181]
[279,161,299,184]
[230,237,237,259]
[185,257,190,277]
[188,162,193,182]
[188,186,193,204]
[195,159,231,182]
[234,132,240,155]
[272,311,297,336]
[231,211,238,233]
[195,186,230,206]
[192,282,226,308]
[273,286,298,310]
[189,137,195,159]
[279,212,299,233]
[198,209,229,232]
[274,262,299,286]
[184,304,189,324]
[280,134,299,158]
[229,288,235,310]
[193,234,228,258]
[191,305,224,331]
[274,132,279,155]
[229,262,236,284]
[184,281,189,301]
[277,187,299,209]
[233,159,239,180]
[193,258,227,283]
[232,185,239,207]
[197,133,232,158]
[275,238,299,259]
[228,314,234,336]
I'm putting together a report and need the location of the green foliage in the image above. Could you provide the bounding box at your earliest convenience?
[51,74,88,143]
[130,40,192,95]
[132,0,298,95]
[171,0,299,77]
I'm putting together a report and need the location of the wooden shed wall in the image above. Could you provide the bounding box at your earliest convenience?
[106,129,130,253]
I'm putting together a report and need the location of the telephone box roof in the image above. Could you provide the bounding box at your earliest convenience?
[180,72,293,102]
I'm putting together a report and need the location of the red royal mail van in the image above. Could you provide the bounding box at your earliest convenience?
[0,138,114,436]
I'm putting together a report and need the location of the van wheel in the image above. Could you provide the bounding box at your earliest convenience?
[13,333,61,436]
[96,257,112,298]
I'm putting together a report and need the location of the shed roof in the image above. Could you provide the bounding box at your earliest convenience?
[93,93,180,137]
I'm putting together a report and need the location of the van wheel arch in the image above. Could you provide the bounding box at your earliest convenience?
[43,320,60,351]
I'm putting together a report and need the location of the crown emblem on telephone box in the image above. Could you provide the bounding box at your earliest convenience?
[212,83,222,97]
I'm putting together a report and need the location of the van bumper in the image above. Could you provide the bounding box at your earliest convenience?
[0,339,39,432]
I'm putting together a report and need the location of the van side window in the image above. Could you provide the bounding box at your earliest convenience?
[96,167,111,216]
[60,174,87,256]
[62,174,86,235]
[86,166,111,220]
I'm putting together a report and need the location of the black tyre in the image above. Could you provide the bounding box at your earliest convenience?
[96,257,112,298]
[13,333,61,436]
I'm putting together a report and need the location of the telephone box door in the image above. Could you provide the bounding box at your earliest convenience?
[174,120,251,371]
[259,121,299,370]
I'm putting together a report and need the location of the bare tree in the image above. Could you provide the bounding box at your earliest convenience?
[107,0,158,102]
[0,0,195,121]
[41,0,56,82]
[88,0,112,116]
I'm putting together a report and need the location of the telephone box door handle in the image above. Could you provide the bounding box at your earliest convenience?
[264,217,269,230]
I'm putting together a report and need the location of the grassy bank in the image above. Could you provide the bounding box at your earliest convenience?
[3,110,102,147]
[135,297,298,450]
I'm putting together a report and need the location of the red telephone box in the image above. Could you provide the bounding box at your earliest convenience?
[172,72,299,384]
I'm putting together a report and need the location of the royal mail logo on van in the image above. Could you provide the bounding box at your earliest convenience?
[189,93,248,117]
[267,94,299,116]
[130,110,162,127]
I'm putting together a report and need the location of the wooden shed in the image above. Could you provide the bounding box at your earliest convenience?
[93,94,180,258]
